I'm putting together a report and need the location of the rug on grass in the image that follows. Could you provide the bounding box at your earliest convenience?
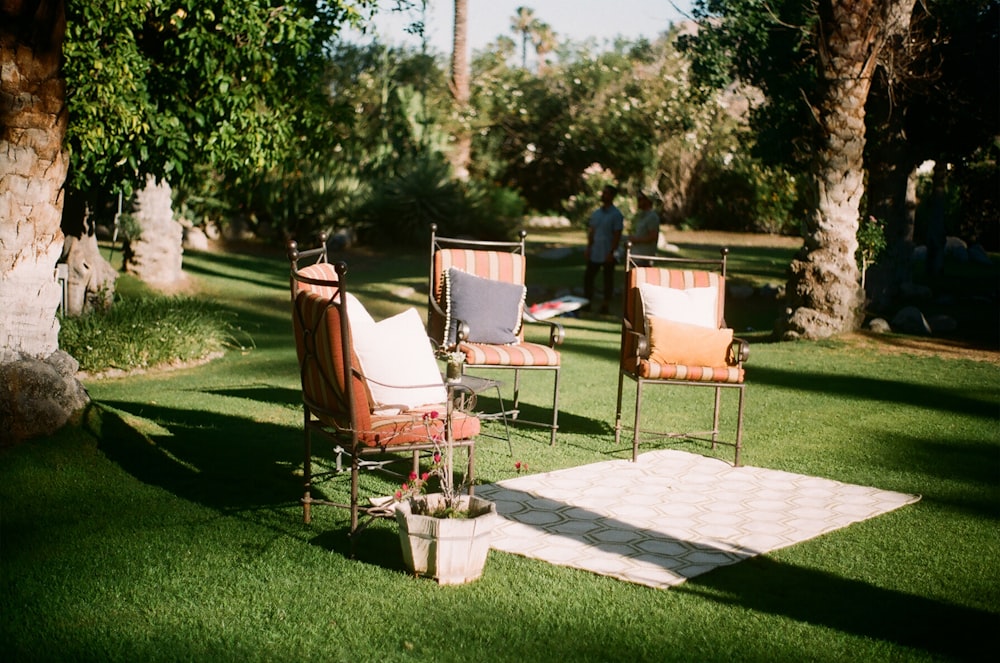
[475,450,920,590]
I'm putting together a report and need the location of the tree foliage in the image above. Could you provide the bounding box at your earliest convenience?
[63,0,376,198]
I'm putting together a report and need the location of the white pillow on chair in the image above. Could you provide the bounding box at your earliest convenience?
[351,306,447,410]
[638,283,718,329]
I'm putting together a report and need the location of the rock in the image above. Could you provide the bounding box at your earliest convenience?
[900,281,933,300]
[968,243,993,266]
[0,351,90,444]
[868,318,892,334]
[327,228,355,251]
[891,306,932,335]
[758,283,784,300]
[927,315,958,334]
[183,226,210,251]
[945,236,968,262]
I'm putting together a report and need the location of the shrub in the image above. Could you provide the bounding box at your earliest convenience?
[688,156,803,235]
[59,296,250,374]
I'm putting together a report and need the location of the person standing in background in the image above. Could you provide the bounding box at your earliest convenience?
[628,189,661,265]
[584,184,624,314]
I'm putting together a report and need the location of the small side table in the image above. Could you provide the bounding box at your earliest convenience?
[446,373,513,456]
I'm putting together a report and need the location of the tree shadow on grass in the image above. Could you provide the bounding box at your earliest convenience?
[750,364,997,420]
[679,556,996,661]
[96,400,303,512]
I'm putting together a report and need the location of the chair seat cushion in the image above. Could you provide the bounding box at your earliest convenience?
[648,317,734,367]
[627,358,744,383]
[359,407,481,448]
[459,341,560,367]
[445,267,526,346]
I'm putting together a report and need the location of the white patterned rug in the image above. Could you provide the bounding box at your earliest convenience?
[475,450,920,590]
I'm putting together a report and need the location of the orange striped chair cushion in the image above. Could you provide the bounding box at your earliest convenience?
[293,262,342,299]
[293,290,372,432]
[361,405,480,448]
[622,267,742,384]
[459,341,560,367]
[431,248,526,343]
[294,290,481,448]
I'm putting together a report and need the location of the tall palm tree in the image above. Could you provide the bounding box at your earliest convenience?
[450,0,471,179]
[510,6,535,69]
[0,0,67,362]
[532,21,557,74]
[778,0,917,339]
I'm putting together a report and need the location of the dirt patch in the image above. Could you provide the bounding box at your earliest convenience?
[837,331,1000,366]
[661,229,802,249]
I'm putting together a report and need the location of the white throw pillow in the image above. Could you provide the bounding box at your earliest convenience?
[351,306,447,409]
[344,292,376,332]
[638,283,718,329]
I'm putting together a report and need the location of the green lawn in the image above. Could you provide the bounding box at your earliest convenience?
[2,233,998,662]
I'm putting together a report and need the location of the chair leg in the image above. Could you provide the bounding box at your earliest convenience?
[632,380,643,462]
[734,384,746,467]
[711,386,722,450]
[303,415,312,525]
[512,368,522,412]
[549,366,560,446]
[614,369,625,446]
[349,445,360,558]
[492,383,513,456]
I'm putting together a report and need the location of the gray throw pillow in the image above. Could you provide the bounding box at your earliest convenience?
[445,267,525,346]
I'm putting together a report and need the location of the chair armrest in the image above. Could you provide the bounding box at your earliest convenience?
[522,315,565,347]
[729,337,750,364]
[621,329,649,360]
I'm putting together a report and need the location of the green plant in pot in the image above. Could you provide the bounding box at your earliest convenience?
[393,410,497,585]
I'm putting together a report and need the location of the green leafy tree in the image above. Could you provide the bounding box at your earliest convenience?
[60,0,375,293]
[0,0,374,438]
[687,0,920,339]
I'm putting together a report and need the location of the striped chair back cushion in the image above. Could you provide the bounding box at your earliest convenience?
[291,289,371,433]
[292,262,341,299]
[430,248,526,344]
[622,267,726,366]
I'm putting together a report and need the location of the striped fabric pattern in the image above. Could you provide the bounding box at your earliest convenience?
[460,340,560,367]
[431,248,527,344]
[294,263,342,299]
[293,290,370,431]
[294,288,481,449]
[359,406,481,448]
[622,267,743,384]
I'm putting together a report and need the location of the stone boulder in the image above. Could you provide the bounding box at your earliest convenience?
[0,351,90,444]
[891,306,932,335]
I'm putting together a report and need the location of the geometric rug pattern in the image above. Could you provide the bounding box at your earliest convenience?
[475,450,921,590]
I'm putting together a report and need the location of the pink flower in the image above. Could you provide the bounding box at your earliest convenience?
[429,410,440,420]
[409,471,418,481]
[394,490,402,500]
[421,472,430,481]
[433,452,442,464]
[401,482,409,492]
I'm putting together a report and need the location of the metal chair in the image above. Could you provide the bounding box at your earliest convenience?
[287,238,479,550]
[428,225,564,445]
[614,244,749,465]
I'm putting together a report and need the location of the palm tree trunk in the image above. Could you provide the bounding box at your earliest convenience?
[449,0,471,180]
[0,0,68,361]
[777,0,915,340]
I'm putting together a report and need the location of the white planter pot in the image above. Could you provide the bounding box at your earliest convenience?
[395,494,497,585]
